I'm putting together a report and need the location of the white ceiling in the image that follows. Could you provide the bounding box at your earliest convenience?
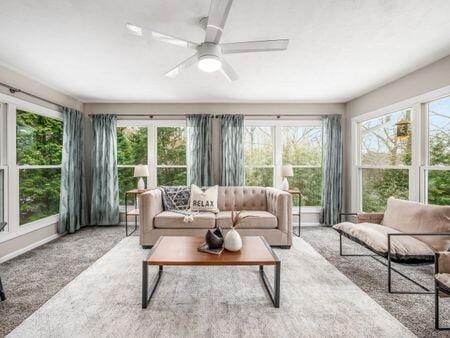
[0,0,449,103]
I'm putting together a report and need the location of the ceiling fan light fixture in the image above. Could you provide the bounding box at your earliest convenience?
[197,55,222,72]
[126,23,143,36]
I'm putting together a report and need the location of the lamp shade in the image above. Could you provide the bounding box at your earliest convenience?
[281,165,294,177]
[134,165,149,177]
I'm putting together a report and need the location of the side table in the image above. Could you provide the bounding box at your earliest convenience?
[125,189,151,237]
[285,190,302,237]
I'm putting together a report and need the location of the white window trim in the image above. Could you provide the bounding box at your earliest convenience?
[351,84,450,212]
[244,119,323,207]
[0,96,62,242]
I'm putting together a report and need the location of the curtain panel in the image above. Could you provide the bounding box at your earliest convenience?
[220,114,244,186]
[186,114,214,186]
[58,107,87,233]
[90,114,119,225]
[320,114,343,225]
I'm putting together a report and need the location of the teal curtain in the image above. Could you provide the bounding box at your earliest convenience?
[186,114,213,186]
[58,107,87,233]
[321,114,343,225]
[220,114,244,186]
[90,114,119,225]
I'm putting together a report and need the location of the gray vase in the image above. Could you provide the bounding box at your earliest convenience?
[205,226,224,249]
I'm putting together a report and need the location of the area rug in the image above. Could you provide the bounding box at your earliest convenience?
[7,237,414,338]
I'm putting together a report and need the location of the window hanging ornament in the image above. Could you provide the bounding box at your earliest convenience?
[395,119,411,139]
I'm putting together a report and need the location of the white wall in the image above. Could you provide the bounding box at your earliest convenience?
[0,64,83,262]
[343,55,450,211]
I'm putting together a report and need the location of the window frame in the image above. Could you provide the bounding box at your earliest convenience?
[244,119,323,208]
[0,92,63,242]
[351,85,450,212]
[117,119,186,206]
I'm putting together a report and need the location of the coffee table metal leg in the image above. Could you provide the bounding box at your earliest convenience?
[142,264,163,309]
[259,262,281,308]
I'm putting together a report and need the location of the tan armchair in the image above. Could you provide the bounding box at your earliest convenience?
[435,252,450,330]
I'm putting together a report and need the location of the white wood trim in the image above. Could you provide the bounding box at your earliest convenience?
[244,119,322,127]
[0,231,62,263]
[0,92,62,120]
[17,165,62,169]
[117,119,185,127]
[0,214,58,243]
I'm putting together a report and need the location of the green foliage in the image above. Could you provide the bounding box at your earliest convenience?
[157,168,187,186]
[428,170,450,205]
[245,167,273,187]
[117,127,147,165]
[157,127,186,165]
[290,168,322,206]
[16,111,63,225]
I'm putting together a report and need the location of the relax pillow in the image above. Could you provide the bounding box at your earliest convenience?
[190,184,219,213]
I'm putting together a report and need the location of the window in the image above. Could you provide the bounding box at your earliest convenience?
[16,110,63,225]
[426,96,450,205]
[116,122,187,206]
[243,121,323,207]
[282,126,322,206]
[358,109,412,212]
[244,126,274,187]
[117,126,148,205]
[156,127,187,186]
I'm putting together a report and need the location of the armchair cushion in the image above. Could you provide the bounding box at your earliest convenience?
[216,211,277,229]
[382,197,450,251]
[334,222,435,263]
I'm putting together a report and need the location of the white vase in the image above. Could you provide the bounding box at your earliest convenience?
[224,228,242,251]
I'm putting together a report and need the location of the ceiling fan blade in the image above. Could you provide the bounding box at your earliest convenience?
[165,54,198,78]
[221,39,289,54]
[126,23,198,49]
[220,59,238,82]
[205,0,233,44]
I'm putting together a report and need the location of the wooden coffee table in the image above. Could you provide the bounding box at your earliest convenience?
[142,236,281,308]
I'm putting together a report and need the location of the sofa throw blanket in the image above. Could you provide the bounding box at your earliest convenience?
[159,186,196,222]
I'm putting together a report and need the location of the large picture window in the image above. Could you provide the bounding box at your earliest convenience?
[156,127,187,186]
[426,96,450,205]
[244,126,274,187]
[16,110,63,225]
[117,126,148,205]
[282,126,322,206]
[244,121,323,207]
[358,108,412,212]
[353,91,450,212]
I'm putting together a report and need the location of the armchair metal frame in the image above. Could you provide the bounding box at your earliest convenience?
[338,213,450,294]
[435,252,450,330]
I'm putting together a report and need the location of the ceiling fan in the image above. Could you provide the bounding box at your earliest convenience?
[125,0,289,81]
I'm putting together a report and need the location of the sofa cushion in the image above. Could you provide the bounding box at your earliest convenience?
[382,197,450,251]
[333,222,435,263]
[216,211,277,229]
[154,211,215,229]
[217,187,267,211]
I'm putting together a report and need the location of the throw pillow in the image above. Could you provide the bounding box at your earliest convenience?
[159,186,191,212]
[190,184,219,213]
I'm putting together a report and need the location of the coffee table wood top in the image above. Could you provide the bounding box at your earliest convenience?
[145,236,278,266]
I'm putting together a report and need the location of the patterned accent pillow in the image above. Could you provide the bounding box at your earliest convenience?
[159,186,191,212]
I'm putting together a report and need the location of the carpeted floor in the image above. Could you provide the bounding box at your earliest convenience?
[7,236,413,337]
[0,226,125,337]
[0,225,448,337]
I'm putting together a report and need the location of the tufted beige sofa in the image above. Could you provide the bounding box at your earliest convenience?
[139,186,293,248]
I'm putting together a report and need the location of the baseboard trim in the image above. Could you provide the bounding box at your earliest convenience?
[0,232,63,264]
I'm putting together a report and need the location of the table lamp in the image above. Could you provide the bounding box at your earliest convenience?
[281,165,293,190]
[134,165,149,190]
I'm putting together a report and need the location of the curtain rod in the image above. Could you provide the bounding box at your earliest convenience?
[88,113,324,118]
[0,81,65,110]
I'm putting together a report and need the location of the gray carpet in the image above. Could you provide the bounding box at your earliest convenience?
[7,236,413,338]
[0,226,125,337]
[301,226,450,338]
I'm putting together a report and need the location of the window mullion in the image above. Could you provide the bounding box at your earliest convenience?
[7,104,19,232]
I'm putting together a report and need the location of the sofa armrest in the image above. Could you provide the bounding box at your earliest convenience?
[266,188,292,235]
[139,189,163,235]
[436,252,450,274]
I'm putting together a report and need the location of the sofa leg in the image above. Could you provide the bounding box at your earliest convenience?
[142,245,153,249]
[275,245,291,249]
